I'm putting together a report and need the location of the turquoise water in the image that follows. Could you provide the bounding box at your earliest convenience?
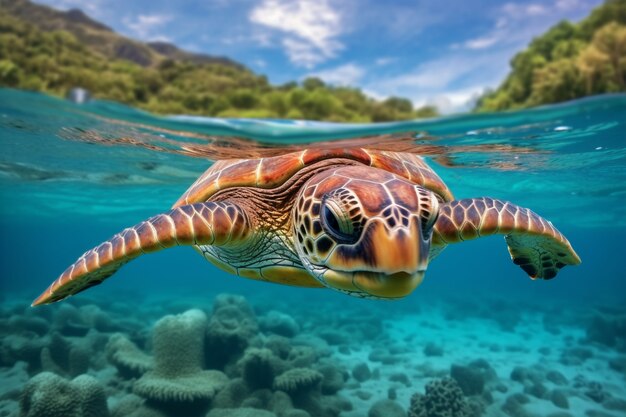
[1,88,625,417]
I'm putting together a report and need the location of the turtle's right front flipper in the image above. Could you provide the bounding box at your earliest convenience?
[433,197,581,280]
[32,202,251,306]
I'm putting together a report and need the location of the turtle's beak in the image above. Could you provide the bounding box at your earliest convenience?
[322,219,430,298]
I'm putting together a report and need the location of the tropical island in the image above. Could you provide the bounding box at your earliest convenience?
[0,0,624,121]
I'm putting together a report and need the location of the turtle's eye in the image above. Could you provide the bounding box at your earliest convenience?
[321,199,357,243]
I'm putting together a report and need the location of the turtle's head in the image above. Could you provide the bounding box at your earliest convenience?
[293,166,439,299]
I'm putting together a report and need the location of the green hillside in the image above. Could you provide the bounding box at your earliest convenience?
[476,0,626,112]
[0,0,437,122]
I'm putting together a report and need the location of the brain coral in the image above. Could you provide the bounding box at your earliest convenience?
[134,309,228,403]
[408,378,471,417]
[20,372,109,417]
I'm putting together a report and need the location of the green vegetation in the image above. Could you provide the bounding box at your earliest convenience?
[0,5,436,122]
[476,0,626,111]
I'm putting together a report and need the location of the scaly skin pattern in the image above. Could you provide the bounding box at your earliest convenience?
[433,197,581,279]
[32,145,581,306]
[291,165,439,299]
[32,202,250,306]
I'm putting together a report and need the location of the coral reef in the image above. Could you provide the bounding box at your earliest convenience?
[273,368,323,394]
[20,372,109,417]
[2,292,626,417]
[205,294,259,369]
[106,333,153,378]
[408,378,471,417]
[134,309,228,404]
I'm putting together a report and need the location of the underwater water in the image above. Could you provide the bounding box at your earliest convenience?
[0,87,625,417]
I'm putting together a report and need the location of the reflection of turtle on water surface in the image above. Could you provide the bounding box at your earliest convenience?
[33,145,581,305]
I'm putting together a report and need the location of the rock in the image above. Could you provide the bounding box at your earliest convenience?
[603,397,626,411]
[551,389,569,409]
[317,329,348,345]
[352,363,371,382]
[423,342,444,357]
[389,372,411,387]
[586,311,626,347]
[368,399,406,417]
[524,382,548,399]
[546,370,568,386]
[356,390,373,400]
[608,356,626,374]
[451,364,485,396]
[501,393,532,417]
[560,347,593,365]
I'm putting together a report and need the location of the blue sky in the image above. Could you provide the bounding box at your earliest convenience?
[35,0,603,113]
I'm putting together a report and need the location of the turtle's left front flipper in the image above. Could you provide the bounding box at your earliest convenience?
[433,197,581,279]
[32,202,251,306]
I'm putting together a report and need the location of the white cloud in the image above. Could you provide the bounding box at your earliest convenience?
[124,14,172,40]
[464,35,499,50]
[307,63,365,85]
[501,3,548,18]
[413,86,486,114]
[249,0,344,68]
[375,57,395,66]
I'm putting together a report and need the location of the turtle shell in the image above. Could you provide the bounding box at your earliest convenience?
[173,148,453,208]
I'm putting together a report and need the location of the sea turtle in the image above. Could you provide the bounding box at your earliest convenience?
[32,146,581,305]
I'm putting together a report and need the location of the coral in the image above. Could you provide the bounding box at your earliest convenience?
[273,368,323,394]
[368,399,406,417]
[110,394,167,417]
[206,295,258,369]
[0,361,29,401]
[134,309,228,403]
[19,372,109,417]
[268,390,295,415]
[106,333,153,378]
[260,311,299,338]
[265,335,292,360]
[318,364,345,395]
[211,378,250,409]
[206,408,277,417]
[0,331,47,369]
[40,332,90,377]
[287,346,318,368]
[408,378,471,417]
[239,348,281,390]
[72,375,110,417]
